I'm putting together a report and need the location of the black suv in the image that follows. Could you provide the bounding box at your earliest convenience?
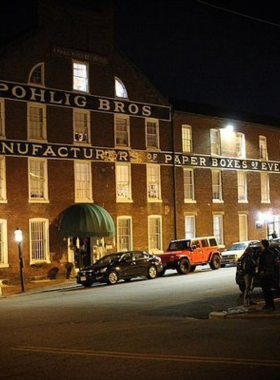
[235,242,280,292]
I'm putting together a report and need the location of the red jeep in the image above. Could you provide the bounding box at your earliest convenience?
[157,236,221,276]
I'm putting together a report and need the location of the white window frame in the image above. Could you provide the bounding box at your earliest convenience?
[236,132,246,158]
[147,164,161,202]
[29,218,50,264]
[213,214,224,245]
[185,215,196,239]
[28,158,49,202]
[237,171,247,202]
[73,61,89,93]
[117,216,133,252]
[261,172,270,203]
[0,219,8,267]
[28,62,45,86]
[115,114,130,147]
[73,108,90,144]
[182,124,192,153]
[27,103,47,141]
[0,157,7,202]
[146,118,159,149]
[74,161,92,202]
[239,213,248,241]
[259,135,268,160]
[212,170,223,202]
[148,215,163,253]
[0,98,5,137]
[116,163,132,202]
[210,129,221,155]
[183,168,195,202]
[115,77,128,98]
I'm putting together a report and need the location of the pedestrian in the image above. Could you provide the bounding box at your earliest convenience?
[241,247,256,307]
[258,239,276,311]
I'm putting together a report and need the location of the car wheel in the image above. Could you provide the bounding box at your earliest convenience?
[157,269,166,277]
[190,266,196,272]
[107,271,118,285]
[239,283,245,293]
[210,254,221,270]
[147,265,157,279]
[177,258,190,274]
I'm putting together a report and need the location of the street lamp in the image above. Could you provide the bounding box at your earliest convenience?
[14,228,25,292]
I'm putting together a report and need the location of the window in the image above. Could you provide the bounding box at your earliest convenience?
[146,119,159,149]
[73,61,89,92]
[115,115,130,147]
[185,215,196,239]
[147,164,161,201]
[74,161,92,202]
[183,168,195,202]
[237,171,247,202]
[0,219,8,267]
[115,77,128,98]
[74,109,90,143]
[182,125,192,153]
[28,63,45,85]
[28,103,47,141]
[239,214,248,241]
[0,157,6,202]
[261,172,270,203]
[28,158,48,201]
[210,129,221,155]
[213,214,224,245]
[259,136,268,160]
[0,98,5,137]
[212,170,223,201]
[29,218,50,263]
[117,216,132,251]
[148,216,162,253]
[116,163,132,201]
[236,132,246,158]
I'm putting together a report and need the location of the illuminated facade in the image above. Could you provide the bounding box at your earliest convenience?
[1,1,280,283]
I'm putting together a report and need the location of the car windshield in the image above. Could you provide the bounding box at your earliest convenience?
[96,253,122,265]
[168,240,191,251]
[227,243,247,251]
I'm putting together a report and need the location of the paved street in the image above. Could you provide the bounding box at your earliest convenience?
[1,267,280,380]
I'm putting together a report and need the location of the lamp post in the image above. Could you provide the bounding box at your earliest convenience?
[14,228,25,292]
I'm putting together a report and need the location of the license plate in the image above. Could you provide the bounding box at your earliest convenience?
[81,276,87,281]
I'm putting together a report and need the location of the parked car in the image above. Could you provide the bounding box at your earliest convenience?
[76,251,163,287]
[235,242,280,292]
[221,240,260,267]
[156,236,221,276]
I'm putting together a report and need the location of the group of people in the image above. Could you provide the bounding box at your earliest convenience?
[241,239,278,311]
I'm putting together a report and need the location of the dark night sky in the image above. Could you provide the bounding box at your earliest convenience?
[1,0,280,119]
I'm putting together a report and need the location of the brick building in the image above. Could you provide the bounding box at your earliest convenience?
[1,1,280,284]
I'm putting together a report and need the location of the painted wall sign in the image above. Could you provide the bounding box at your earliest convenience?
[0,80,171,121]
[52,46,108,65]
[1,139,280,173]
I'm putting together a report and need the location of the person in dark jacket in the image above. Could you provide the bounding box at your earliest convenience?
[241,247,256,307]
[259,239,276,311]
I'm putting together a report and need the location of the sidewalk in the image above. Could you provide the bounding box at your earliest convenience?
[0,277,77,298]
[209,298,280,319]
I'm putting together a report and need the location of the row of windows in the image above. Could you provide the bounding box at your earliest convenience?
[184,168,271,203]
[183,125,271,160]
[0,157,273,204]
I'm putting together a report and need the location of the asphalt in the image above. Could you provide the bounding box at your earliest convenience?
[1,278,280,319]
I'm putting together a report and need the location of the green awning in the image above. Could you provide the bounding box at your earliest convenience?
[58,203,115,237]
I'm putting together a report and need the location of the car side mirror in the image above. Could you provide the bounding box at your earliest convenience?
[191,245,197,250]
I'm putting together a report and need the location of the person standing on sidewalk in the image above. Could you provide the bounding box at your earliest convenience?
[241,247,256,307]
[258,239,276,311]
